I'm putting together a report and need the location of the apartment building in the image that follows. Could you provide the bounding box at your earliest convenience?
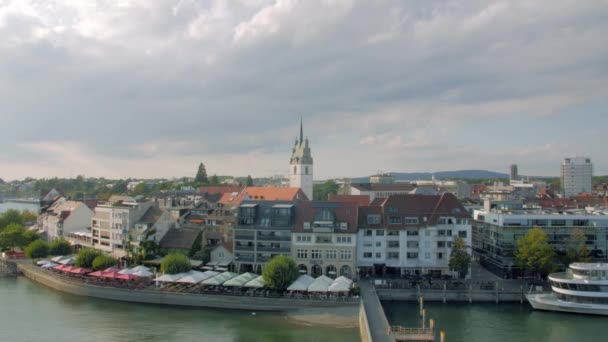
[233,201,296,273]
[561,157,593,197]
[291,201,358,279]
[38,197,94,241]
[473,199,608,278]
[356,193,472,278]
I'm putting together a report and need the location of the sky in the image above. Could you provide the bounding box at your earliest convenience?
[1,0,607,181]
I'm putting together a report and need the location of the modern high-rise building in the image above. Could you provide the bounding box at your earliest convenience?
[561,157,593,197]
[289,119,313,200]
[509,164,518,182]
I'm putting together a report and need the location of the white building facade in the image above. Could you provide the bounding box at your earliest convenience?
[38,197,95,241]
[561,157,593,197]
[356,194,472,278]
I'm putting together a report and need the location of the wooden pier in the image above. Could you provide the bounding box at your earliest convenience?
[391,327,434,342]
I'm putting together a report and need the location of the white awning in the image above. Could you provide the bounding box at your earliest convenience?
[328,276,353,292]
[202,272,238,286]
[176,270,213,284]
[307,275,334,293]
[223,273,258,287]
[244,276,265,288]
[287,275,315,291]
[155,273,187,282]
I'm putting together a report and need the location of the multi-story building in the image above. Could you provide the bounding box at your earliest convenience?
[473,199,608,278]
[289,120,314,200]
[561,157,593,197]
[291,201,358,279]
[356,193,472,278]
[233,201,296,273]
[38,197,94,241]
[91,196,169,257]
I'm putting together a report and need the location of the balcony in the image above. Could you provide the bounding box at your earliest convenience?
[257,235,291,242]
[235,245,254,251]
[235,255,254,262]
[257,246,290,253]
[235,234,255,240]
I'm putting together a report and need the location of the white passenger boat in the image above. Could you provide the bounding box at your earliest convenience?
[526,263,608,315]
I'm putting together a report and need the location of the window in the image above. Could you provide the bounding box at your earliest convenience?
[367,215,381,224]
[437,252,443,259]
[389,217,402,224]
[363,252,372,259]
[376,241,382,247]
[404,217,419,224]
[311,249,322,259]
[316,236,332,244]
[552,220,566,226]
[363,242,372,247]
[305,166,309,175]
[376,252,382,258]
[458,230,467,238]
[297,249,308,259]
[425,252,431,259]
[407,241,419,248]
[293,166,297,175]
[376,230,384,236]
[407,230,418,236]
[387,231,399,236]
[326,250,337,260]
[296,235,311,243]
[407,252,418,259]
[447,241,452,248]
[340,250,352,260]
[387,252,399,259]
[447,230,452,236]
[437,241,446,248]
[336,236,352,244]
[388,241,399,248]
[365,230,373,236]
[438,230,446,236]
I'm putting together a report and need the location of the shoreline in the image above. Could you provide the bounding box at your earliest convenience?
[15,262,359,313]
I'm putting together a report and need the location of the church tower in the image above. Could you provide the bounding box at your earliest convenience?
[289,119,313,200]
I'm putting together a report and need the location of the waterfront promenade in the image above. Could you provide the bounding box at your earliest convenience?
[360,281,395,342]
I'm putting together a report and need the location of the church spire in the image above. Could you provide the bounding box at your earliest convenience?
[299,117,304,144]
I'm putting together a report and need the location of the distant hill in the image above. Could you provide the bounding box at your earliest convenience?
[351,170,510,183]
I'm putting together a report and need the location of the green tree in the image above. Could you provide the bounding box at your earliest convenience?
[22,230,41,245]
[140,240,159,260]
[20,210,38,223]
[313,180,340,201]
[131,183,148,196]
[210,174,220,186]
[25,240,49,259]
[92,255,117,271]
[246,175,254,186]
[195,162,208,184]
[189,232,202,257]
[515,227,556,277]
[112,180,128,194]
[262,255,299,290]
[565,228,591,264]
[0,209,23,230]
[49,239,73,256]
[0,224,26,251]
[161,253,192,274]
[449,237,471,279]
[74,248,101,268]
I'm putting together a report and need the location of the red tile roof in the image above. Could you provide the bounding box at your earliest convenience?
[222,240,233,253]
[220,187,308,206]
[328,194,370,206]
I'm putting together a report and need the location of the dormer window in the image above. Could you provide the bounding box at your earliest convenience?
[315,208,335,222]
[367,215,381,224]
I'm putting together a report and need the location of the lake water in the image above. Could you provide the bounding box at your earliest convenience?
[384,301,607,342]
[0,277,359,342]
[0,201,40,214]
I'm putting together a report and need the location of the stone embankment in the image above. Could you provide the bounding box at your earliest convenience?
[16,262,359,312]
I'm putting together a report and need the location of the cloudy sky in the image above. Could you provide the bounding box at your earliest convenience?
[1,0,607,181]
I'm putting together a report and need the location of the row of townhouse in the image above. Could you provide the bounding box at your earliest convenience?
[233,193,473,279]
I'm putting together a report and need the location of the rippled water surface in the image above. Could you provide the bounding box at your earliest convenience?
[384,301,606,342]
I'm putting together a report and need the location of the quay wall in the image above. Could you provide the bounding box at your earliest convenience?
[377,288,525,303]
[359,301,373,342]
[17,263,358,312]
